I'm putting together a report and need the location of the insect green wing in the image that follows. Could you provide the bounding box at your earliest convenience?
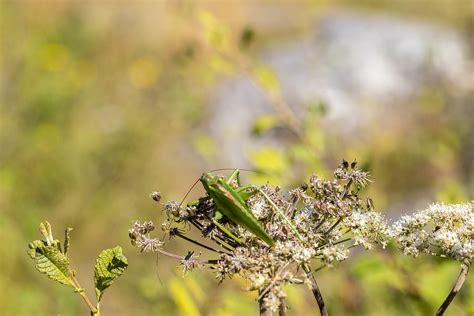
[210,183,275,247]
[201,173,275,247]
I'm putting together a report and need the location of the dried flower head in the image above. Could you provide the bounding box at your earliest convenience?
[129,220,163,253]
[129,161,390,311]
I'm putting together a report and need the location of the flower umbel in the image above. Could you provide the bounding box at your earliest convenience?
[390,202,474,261]
[129,161,389,312]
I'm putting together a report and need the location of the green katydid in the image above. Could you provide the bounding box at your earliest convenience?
[189,169,303,247]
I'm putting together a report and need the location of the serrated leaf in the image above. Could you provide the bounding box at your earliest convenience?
[28,240,75,288]
[94,246,128,302]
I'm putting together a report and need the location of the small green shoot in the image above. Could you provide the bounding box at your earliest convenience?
[28,220,128,316]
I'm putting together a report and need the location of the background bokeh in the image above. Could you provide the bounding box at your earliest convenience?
[1,1,473,315]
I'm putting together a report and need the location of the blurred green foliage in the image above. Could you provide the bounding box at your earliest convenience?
[1,1,472,315]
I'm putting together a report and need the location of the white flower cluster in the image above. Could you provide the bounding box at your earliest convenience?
[249,199,271,219]
[390,202,474,261]
[274,240,316,264]
[344,210,390,250]
[320,245,350,265]
[132,161,474,314]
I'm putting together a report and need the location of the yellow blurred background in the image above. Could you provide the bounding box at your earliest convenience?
[1,1,473,315]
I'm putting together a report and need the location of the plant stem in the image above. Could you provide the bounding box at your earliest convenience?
[435,261,470,316]
[155,248,218,265]
[324,217,342,235]
[279,297,286,316]
[316,238,351,250]
[258,289,272,316]
[70,274,97,314]
[302,264,328,316]
[314,215,327,231]
[174,231,228,254]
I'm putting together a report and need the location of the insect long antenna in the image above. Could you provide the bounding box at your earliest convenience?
[179,169,264,207]
[155,253,164,286]
[179,178,201,207]
[208,168,264,174]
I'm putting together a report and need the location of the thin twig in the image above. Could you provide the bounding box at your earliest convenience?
[313,264,327,273]
[155,248,217,264]
[316,238,351,250]
[314,215,327,231]
[173,231,229,254]
[341,179,353,199]
[435,261,470,316]
[189,219,235,252]
[302,264,328,316]
[324,217,343,235]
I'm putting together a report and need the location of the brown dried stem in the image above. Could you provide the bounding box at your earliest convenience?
[435,261,470,316]
[278,297,286,316]
[258,289,272,316]
[302,264,328,316]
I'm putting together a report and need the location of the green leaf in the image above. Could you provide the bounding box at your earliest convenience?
[239,26,255,50]
[351,253,404,290]
[198,10,230,50]
[249,147,287,174]
[39,221,54,245]
[94,246,128,302]
[193,134,217,159]
[27,240,75,288]
[208,55,234,74]
[169,277,201,316]
[251,115,280,136]
[253,65,280,94]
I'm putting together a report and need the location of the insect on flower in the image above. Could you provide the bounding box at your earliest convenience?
[189,169,276,247]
